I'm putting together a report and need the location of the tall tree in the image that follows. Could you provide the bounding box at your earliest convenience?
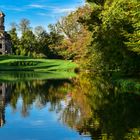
[48,5,92,61]
[34,26,50,57]
[20,29,37,56]
[84,0,140,73]
[8,22,19,54]
[19,18,30,34]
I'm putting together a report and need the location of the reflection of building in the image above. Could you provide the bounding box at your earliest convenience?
[0,83,5,127]
[0,83,11,127]
[0,11,12,55]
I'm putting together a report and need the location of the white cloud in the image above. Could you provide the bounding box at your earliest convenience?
[37,12,54,17]
[37,12,48,16]
[28,4,46,9]
[31,120,46,126]
[27,3,76,14]
[53,8,76,14]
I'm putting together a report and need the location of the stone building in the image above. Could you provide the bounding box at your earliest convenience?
[0,11,12,55]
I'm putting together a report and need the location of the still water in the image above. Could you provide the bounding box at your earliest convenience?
[0,72,140,140]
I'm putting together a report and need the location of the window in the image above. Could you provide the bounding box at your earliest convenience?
[0,43,2,48]
[0,90,2,95]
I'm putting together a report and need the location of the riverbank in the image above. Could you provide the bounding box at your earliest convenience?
[0,55,77,72]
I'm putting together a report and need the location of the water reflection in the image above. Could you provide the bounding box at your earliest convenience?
[61,73,140,140]
[0,79,89,140]
[0,72,140,140]
[0,79,72,120]
[0,83,12,127]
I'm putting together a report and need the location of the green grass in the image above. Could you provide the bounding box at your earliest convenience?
[0,55,77,72]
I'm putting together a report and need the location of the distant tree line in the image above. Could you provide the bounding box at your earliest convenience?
[8,5,91,61]
[9,19,62,58]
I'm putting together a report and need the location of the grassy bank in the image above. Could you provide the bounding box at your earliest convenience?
[0,55,77,72]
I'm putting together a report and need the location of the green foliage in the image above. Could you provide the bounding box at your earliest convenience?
[8,23,19,54]
[8,1,140,73]
[8,19,64,58]
[19,30,37,56]
[84,0,140,73]
[114,78,140,95]
[48,5,92,61]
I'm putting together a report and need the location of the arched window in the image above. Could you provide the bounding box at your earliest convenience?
[0,43,2,49]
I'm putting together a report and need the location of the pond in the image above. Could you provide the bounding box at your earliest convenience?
[0,72,140,140]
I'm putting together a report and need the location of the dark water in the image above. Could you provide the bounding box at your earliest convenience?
[0,72,140,140]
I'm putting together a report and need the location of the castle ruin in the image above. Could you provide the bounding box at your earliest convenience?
[0,11,12,55]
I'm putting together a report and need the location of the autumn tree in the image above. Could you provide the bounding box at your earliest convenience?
[48,5,92,61]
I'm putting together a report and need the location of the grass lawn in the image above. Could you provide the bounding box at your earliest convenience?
[0,55,77,72]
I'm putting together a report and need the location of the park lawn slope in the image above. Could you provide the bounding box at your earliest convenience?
[0,55,77,72]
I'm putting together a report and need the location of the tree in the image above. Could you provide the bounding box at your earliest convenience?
[19,18,31,34]
[48,5,92,61]
[47,24,64,58]
[34,26,46,39]
[8,22,19,54]
[20,29,37,56]
[34,26,50,57]
[9,19,37,56]
[84,0,140,73]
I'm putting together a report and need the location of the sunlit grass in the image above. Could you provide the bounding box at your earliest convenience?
[0,55,77,72]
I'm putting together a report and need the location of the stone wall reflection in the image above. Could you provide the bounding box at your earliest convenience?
[0,83,12,127]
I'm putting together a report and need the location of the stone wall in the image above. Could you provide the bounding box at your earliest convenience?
[0,11,12,55]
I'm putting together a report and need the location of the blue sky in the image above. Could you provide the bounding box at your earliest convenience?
[0,0,85,31]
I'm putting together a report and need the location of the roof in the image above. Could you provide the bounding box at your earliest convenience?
[0,11,5,16]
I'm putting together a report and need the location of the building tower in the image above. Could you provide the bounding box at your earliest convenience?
[0,11,12,55]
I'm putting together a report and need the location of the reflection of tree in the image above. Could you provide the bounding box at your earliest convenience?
[60,74,93,135]
[87,74,140,140]
[60,73,140,140]
[0,79,72,127]
[61,99,81,128]
[0,73,140,140]
[9,80,72,117]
